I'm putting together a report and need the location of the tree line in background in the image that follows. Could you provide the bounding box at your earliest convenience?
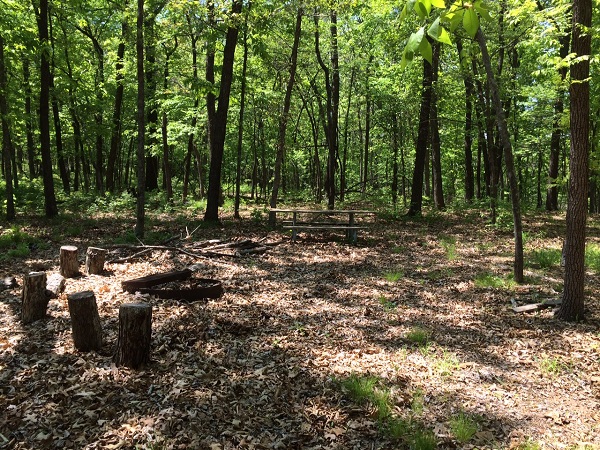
[0,0,595,320]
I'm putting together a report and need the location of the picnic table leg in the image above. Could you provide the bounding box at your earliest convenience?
[348,212,356,243]
[292,211,298,242]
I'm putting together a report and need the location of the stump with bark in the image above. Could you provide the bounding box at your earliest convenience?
[21,272,48,324]
[46,273,65,299]
[85,247,107,275]
[60,245,79,278]
[113,303,152,369]
[67,291,103,351]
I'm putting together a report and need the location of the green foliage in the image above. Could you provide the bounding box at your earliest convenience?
[474,272,516,289]
[529,248,561,269]
[411,388,425,414]
[439,235,457,261]
[435,350,460,376]
[0,226,38,260]
[384,270,404,282]
[379,296,398,311]
[406,327,430,346]
[410,427,438,450]
[585,244,600,273]
[515,439,542,450]
[339,373,380,405]
[449,412,478,443]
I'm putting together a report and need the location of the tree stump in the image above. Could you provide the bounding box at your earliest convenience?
[85,247,107,275]
[67,291,103,351]
[21,272,48,324]
[113,303,152,369]
[46,273,65,299]
[60,245,79,278]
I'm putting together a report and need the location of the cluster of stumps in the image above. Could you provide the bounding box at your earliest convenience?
[20,245,151,370]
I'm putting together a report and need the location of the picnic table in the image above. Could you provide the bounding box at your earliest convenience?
[270,208,375,243]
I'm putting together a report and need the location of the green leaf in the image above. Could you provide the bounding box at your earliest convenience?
[445,10,464,32]
[419,37,433,64]
[463,7,479,38]
[415,0,432,19]
[431,0,446,7]
[428,17,452,45]
[405,27,425,54]
[474,0,493,21]
[401,50,414,70]
[399,4,408,21]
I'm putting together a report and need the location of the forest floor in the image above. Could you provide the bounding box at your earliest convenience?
[0,203,599,450]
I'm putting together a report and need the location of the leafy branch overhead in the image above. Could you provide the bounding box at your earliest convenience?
[400,0,492,67]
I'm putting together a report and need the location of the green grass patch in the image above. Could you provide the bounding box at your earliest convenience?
[538,356,568,376]
[440,235,458,261]
[410,388,425,415]
[435,350,460,376]
[474,272,516,289]
[406,327,430,346]
[0,226,39,261]
[585,243,600,273]
[379,296,398,311]
[529,248,561,269]
[449,412,478,443]
[410,427,438,450]
[515,439,542,450]
[383,270,404,282]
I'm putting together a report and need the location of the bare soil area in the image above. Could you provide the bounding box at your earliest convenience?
[1,208,599,449]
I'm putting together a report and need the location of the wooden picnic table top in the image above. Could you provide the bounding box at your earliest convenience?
[270,208,375,214]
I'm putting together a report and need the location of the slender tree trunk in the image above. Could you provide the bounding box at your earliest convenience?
[35,0,58,217]
[269,7,303,224]
[161,39,177,202]
[476,28,523,283]
[457,39,475,201]
[557,0,591,321]
[430,41,444,209]
[23,60,36,179]
[234,25,249,219]
[546,32,570,211]
[362,56,373,195]
[407,56,433,216]
[107,22,127,193]
[135,0,145,238]
[391,113,399,208]
[0,34,15,220]
[341,66,356,201]
[204,0,242,221]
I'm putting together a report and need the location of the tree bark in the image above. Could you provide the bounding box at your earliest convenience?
[0,33,15,220]
[204,0,242,222]
[430,40,444,210]
[86,247,107,275]
[67,291,103,352]
[23,60,37,180]
[135,0,146,238]
[456,39,475,201]
[557,0,591,321]
[35,0,58,218]
[235,23,249,220]
[21,272,48,324]
[407,56,433,216]
[113,302,152,369]
[269,7,303,224]
[476,28,524,283]
[106,22,127,193]
[60,245,80,278]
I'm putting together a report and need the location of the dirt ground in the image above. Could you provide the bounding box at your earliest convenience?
[0,208,599,449]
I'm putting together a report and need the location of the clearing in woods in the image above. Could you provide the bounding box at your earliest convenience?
[0,205,599,449]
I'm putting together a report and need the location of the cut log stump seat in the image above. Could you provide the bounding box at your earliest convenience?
[67,291,103,352]
[86,247,107,275]
[113,303,152,369]
[60,245,79,278]
[21,272,48,324]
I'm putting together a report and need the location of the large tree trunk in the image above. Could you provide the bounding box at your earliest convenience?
[406,56,433,216]
[557,0,591,321]
[36,0,58,217]
[204,0,242,222]
[0,34,15,220]
[476,28,524,283]
[269,7,303,225]
[135,0,146,238]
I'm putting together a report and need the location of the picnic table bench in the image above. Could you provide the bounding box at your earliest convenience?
[270,208,375,243]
